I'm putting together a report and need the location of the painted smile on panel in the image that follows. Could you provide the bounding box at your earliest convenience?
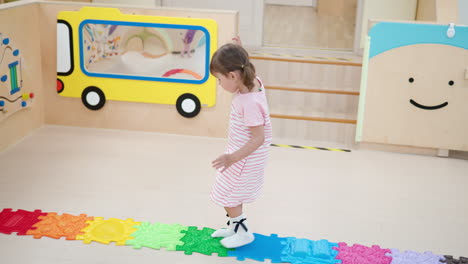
[408,78,453,110]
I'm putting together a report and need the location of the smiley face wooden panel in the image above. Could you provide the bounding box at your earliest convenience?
[357,22,468,151]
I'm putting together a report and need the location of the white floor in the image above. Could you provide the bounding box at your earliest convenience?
[0,125,467,264]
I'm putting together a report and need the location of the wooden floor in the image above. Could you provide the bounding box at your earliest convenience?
[263,4,356,50]
[0,125,467,264]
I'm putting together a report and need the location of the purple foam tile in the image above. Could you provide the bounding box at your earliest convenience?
[387,249,444,264]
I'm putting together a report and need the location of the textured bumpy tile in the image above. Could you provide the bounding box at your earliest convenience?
[126,222,188,250]
[27,213,93,239]
[176,226,233,257]
[281,238,341,264]
[386,249,444,264]
[333,242,392,264]
[76,217,140,245]
[0,209,48,235]
[228,233,287,263]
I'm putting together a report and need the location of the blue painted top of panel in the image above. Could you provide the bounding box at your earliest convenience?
[369,22,468,58]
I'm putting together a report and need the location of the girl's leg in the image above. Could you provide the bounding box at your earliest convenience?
[211,204,243,238]
[225,204,243,218]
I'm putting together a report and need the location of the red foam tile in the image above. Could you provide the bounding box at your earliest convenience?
[0,208,48,235]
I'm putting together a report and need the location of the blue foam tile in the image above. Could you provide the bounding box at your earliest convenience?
[228,233,288,263]
[280,237,341,264]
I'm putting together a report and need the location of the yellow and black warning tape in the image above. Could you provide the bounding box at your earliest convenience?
[251,52,354,62]
[270,144,351,152]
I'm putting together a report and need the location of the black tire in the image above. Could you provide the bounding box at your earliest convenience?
[176,93,201,118]
[81,86,106,111]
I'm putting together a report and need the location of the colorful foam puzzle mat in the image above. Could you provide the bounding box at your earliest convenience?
[0,208,466,264]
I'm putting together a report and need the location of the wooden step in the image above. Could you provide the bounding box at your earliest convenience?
[271,118,357,146]
[248,47,363,65]
[252,59,362,92]
[250,50,362,145]
[266,89,359,120]
[265,85,360,96]
[269,105,357,124]
[270,114,356,124]
[250,55,362,66]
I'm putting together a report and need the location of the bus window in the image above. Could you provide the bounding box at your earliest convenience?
[57,20,74,76]
[56,7,217,117]
[80,21,209,84]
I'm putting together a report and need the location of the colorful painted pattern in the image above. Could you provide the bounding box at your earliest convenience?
[0,34,34,121]
[0,208,463,264]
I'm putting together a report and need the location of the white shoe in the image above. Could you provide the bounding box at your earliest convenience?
[211,215,235,238]
[220,215,255,248]
[211,228,235,238]
[221,232,255,248]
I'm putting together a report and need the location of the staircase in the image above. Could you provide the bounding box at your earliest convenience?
[249,49,362,148]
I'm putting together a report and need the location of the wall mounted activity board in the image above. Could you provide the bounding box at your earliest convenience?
[57,7,217,118]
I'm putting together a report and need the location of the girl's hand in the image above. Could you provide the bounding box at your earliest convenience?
[212,154,236,172]
[232,35,242,46]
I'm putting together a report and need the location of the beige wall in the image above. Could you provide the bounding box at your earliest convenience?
[416,0,437,21]
[92,0,155,7]
[416,0,459,23]
[435,0,458,23]
[46,0,92,2]
[317,0,357,19]
[0,3,45,151]
[460,0,468,25]
[359,0,418,49]
[158,0,262,47]
[461,0,468,25]
[266,0,316,6]
[359,0,460,59]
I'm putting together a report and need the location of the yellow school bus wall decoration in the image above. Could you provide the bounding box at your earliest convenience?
[57,7,218,118]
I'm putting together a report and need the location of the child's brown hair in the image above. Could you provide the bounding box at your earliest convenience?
[210,43,256,90]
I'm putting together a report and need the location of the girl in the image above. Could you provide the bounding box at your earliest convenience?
[209,38,272,248]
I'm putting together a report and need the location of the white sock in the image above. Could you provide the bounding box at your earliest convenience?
[220,214,254,248]
[229,214,246,225]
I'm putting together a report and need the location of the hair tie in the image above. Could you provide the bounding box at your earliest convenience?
[241,64,245,69]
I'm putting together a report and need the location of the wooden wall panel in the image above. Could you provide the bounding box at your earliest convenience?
[360,25,468,151]
[416,0,437,21]
[0,3,44,151]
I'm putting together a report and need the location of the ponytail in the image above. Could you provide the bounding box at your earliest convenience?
[210,43,257,91]
[240,62,256,90]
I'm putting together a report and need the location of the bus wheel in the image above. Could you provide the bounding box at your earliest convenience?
[57,79,64,93]
[176,93,201,118]
[82,86,106,111]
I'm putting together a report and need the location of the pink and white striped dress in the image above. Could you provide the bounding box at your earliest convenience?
[210,77,273,208]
